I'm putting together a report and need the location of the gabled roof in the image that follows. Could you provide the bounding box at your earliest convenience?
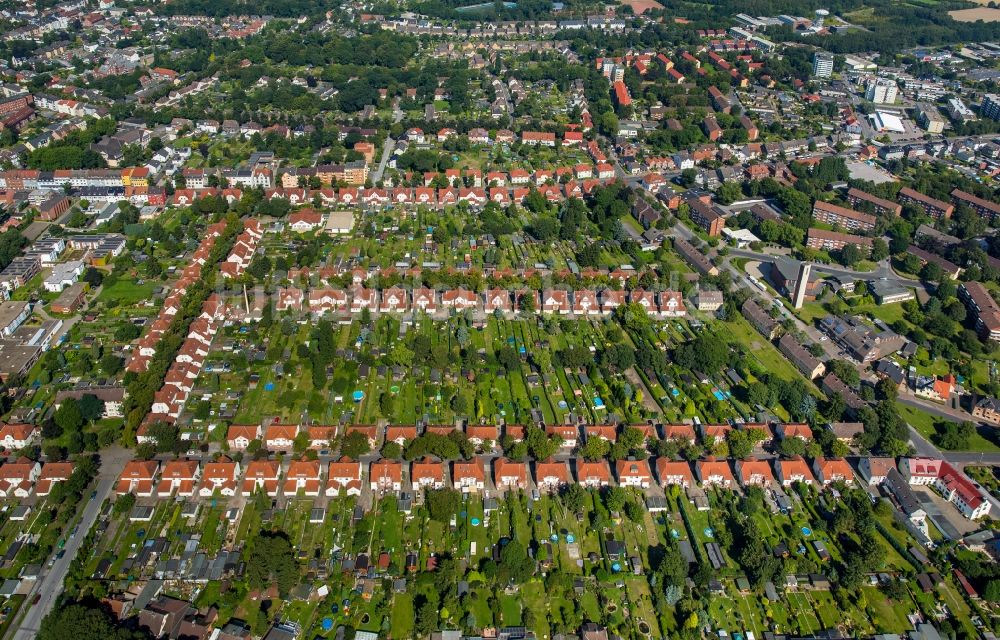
[370,459,403,482]
[777,456,813,482]
[615,458,652,479]
[655,459,694,484]
[575,459,611,482]
[452,458,485,481]
[535,459,570,482]
[411,458,445,481]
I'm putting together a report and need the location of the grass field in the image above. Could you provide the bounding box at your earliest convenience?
[899,403,1000,453]
[97,279,158,304]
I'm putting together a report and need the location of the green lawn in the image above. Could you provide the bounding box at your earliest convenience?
[97,279,157,304]
[899,404,1000,453]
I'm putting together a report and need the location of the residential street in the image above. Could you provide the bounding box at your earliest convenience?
[12,446,131,640]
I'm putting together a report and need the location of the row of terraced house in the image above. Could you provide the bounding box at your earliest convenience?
[273,286,688,317]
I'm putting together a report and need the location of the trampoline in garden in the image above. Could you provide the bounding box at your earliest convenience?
[611,562,622,572]
[390,385,400,394]
[704,527,714,538]
[352,390,365,402]
[470,518,481,526]
[550,534,559,542]
[558,400,568,409]
[566,534,575,543]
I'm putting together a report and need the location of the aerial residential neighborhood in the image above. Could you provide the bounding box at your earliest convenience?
[3,0,1000,640]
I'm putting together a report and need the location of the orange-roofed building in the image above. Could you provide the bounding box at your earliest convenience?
[306,425,336,449]
[656,459,694,488]
[616,458,653,488]
[452,458,486,492]
[227,424,261,450]
[0,458,40,498]
[505,425,525,442]
[696,458,734,488]
[265,423,299,452]
[242,460,280,496]
[662,424,696,444]
[0,423,36,451]
[370,460,403,492]
[546,424,579,448]
[35,461,74,497]
[412,458,446,490]
[494,458,528,489]
[777,423,813,441]
[346,424,379,448]
[466,424,499,447]
[535,459,570,492]
[813,457,855,485]
[284,459,323,496]
[627,423,658,441]
[776,456,814,486]
[156,459,200,498]
[327,457,363,497]
[199,458,241,497]
[424,424,455,436]
[736,458,775,487]
[701,424,732,445]
[385,425,418,446]
[575,459,612,487]
[584,424,617,442]
[116,460,159,496]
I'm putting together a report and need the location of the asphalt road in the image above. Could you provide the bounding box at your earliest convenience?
[12,448,129,640]
[372,137,395,184]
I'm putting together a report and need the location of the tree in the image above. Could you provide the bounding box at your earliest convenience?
[727,429,764,459]
[416,599,438,636]
[984,580,1000,602]
[426,488,461,522]
[100,354,123,376]
[579,436,610,461]
[78,394,104,422]
[716,181,743,205]
[341,430,371,459]
[560,483,587,512]
[381,441,402,459]
[870,238,890,261]
[112,492,135,516]
[54,399,84,433]
[497,539,535,585]
[932,420,974,450]
[600,343,635,372]
[674,330,729,373]
[603,486,627,512]
[244,531,299,597]
[39,602,149,640]
[840,243,863,267]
